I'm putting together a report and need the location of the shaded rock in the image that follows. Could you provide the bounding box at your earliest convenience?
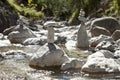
[90,26,111,37]
[91,17,120,34]
[96,41,116,52]
[29,43,69,69]
[23,38,47,45]
[0,1,19,33]
[61,58,84,70]
[89,35,114,47]
[112,30,120,41]
[82,50,120,74]
[7,24,36,43]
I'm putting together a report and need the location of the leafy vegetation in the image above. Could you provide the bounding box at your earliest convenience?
[7,0,44,19]
[6,0,120,20]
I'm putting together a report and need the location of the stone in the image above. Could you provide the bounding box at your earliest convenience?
[61,58,84,70]
[95,41,116,52]
[89,35,114,47]
[0,33,4,39]
[29,43,69,69]
[91,17,120,34]
[82,50,120,74]
[116,39,120,47]
[76,22,89,49]
[90,26,111,37]
[114,50,120,59]
[43,21,61,43]
[88,50,114,59]
[112,30,120,41]
[82,58,120,74]
[23,38,47,45]
[0,40,11,47]
[7,24,36,43]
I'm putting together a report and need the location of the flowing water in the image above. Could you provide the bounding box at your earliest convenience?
[0,45,120,80]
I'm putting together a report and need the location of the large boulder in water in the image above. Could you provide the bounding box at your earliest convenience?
[29,43,69,69]
[91,17,120,34]
[82,50,120,74]
[7,24,36,43]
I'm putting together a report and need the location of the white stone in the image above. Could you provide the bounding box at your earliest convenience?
[82,50,120,73]
[82,58,120,73]
[23,38,47,45]
[29,43,69,68]
[61,58,84,70]
[0,40,11,47]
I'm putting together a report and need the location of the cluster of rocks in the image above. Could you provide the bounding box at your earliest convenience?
[0,11,120,78]
[81,17,120,76]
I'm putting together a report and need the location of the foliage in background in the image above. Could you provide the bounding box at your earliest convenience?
[6,0,120,21]
[7,0,44,19]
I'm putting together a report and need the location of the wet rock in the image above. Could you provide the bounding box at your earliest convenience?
[29,43,69,69]
[89,35,114,47]
[7,24,36,43]
[90,26,111,37]
[112,30,120,41]
[61,58,84,70]
[23,38,47,45]
[82,50,120,74]
[96,41,116,52]
[91,17,120,34]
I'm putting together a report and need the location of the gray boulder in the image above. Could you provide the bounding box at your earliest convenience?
[90,26,111,37]
[7,24,36,43]
[112,30,120,41]
[91,17,120,34]
[29,43,69,69]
